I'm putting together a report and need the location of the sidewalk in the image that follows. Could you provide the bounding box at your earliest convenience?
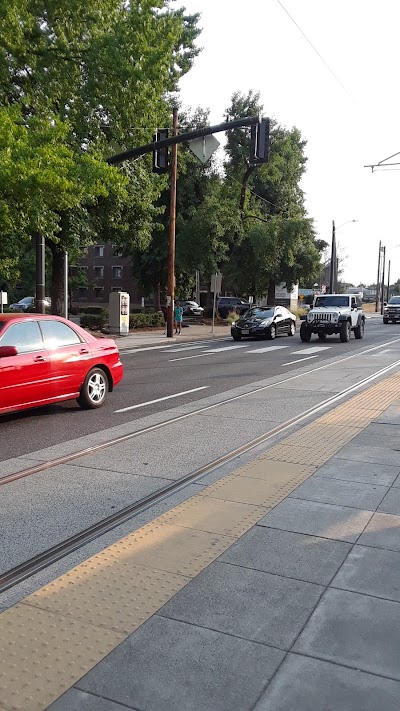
[2,367,400,710]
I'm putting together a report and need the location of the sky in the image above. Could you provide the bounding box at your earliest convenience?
[178,0,400,287]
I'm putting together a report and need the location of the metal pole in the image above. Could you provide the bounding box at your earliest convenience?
[35,234,46,313]
[64,250,68,319]
[167,107,178,338]
[329,220,335,293]
[380,246,386,315]
[387,259,391,303]
[375,240,381,313]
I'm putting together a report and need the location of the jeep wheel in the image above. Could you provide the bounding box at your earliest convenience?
[317,333,327,340]
[340,321,351,342]
[354,320,365,339]
[383,318,389,324]
[267,324,276,340]
[300,323,311,342]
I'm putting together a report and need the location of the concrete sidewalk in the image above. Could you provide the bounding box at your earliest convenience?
[40,371,399,710]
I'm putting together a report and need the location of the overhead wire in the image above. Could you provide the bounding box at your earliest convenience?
[276,0,352,99]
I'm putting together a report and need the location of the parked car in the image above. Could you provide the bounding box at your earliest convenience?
[383,296,400,323]
[0,313,123,415]
[231,305,296,340]
[217,297,250,319]
[9,296,51,311]
[180,300,204,317]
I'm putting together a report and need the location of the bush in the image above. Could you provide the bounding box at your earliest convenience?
[80,313,107,330]
[79,306,108,317]
[227,310,240,324]
[129,312,164,329]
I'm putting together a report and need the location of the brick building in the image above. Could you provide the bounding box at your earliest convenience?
[72,243,143,307]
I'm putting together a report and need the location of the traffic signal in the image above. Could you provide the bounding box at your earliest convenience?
[250,118,270,165]
[152,129,169,173]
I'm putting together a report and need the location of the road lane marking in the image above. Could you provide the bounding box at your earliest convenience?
[206,345,247,353]
[115,387,209,413]
[245,345,289,354]
[282,355,319,366]
[162,345,207,353]
[169,353,213,362]
[122,338,229,354]
[372,349,391,356]
[291,346,332,354]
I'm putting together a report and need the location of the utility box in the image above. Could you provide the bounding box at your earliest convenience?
[109,291,130,336]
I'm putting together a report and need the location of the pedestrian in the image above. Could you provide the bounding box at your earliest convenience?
[174,300,183,335]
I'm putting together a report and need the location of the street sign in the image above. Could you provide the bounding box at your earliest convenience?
[299,294,304,301]
[321,284,326,294]
[189,135,220,164]
[211,274,222,293]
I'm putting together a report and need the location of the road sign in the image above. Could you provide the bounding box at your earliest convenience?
[211,274,222,293]
[189,135,220,164]
[299,294,304,301]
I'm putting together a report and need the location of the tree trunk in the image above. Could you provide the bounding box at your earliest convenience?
[153,283,161,311]
[48,242,65,315]
[267,281,275,305]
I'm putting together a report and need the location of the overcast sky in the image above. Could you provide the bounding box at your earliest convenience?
[178,0,400,286]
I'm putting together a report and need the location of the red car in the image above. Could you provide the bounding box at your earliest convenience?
[0,313,124,415]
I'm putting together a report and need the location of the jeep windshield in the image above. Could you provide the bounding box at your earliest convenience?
[314,296,349,308]
[388,297,400,305]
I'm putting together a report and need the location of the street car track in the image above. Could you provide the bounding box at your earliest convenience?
[2,336,400,488]
[1,354,400,595]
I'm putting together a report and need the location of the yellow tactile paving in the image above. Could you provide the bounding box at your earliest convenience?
[157,496,265,537]
[1,368,400,711]
[0,604,124,711]
[107,521,236,577]
[235,459,316,482]
[25,562,190,634]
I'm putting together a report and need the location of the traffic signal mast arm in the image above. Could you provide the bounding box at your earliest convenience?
[107,116,269,166]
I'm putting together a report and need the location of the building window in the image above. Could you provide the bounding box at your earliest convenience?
[94,245,104,257]
[78,287,88,299]
[94,287,104,299]
[112,245,124,257]
[112,266,123,279]
[94,266,104,279]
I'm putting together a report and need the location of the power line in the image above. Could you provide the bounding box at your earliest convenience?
[276,0,352,98]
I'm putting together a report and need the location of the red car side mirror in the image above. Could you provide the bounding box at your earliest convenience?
[0,346,18,358]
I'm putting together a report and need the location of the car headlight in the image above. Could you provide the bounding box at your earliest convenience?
[384,307,389,311]
[231,321,237,327]
[260,318,272,326]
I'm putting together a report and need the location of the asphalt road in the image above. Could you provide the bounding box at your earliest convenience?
[1,317,400,462]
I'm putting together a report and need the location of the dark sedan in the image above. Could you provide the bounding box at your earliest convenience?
[231,306,296,340]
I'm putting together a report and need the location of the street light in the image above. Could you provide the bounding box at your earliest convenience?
[329,219,358,294]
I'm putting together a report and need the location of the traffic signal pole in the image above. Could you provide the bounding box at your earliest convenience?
[167,108,178,338]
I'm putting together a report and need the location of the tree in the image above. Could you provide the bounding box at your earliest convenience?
[0,0,200,311]
[223,91,326,301]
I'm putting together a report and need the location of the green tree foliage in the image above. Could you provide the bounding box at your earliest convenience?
[223,91,327,300]
[0,0,200,311]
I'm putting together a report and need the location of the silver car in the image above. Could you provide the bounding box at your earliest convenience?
[9,296,52,311]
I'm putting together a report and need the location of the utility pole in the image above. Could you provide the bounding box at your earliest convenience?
[329,220,336,293]
[380,246,386,315]
[167,107,178,338]
[387,259,391,303]
[375,240,382,313]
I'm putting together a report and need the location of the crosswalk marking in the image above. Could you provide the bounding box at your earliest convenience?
[206,345,247,353]
[162,344,206,353]
[291,346,332,355]
[245,345,289,354]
